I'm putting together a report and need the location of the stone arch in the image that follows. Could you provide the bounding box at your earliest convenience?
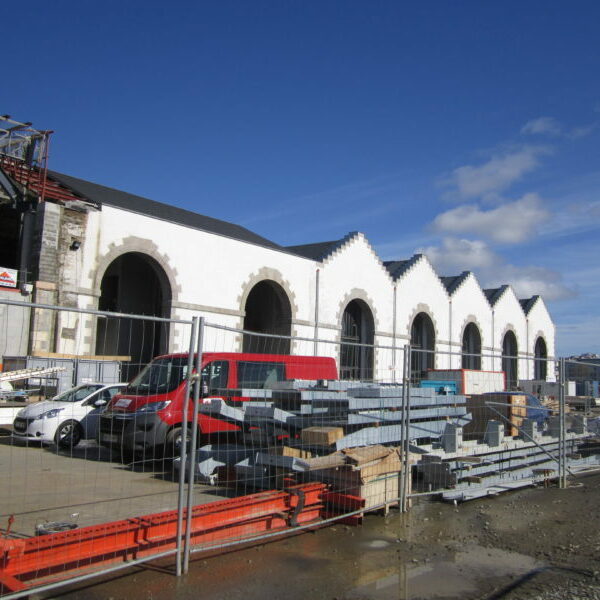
[237,267,298,354]
[92,243,178,378]
[501,327,519,390]
[91,236,181,306]
[460,318,482,370]
[409,307,437,381]
[340,299,375,380]
[534,335,548,380]
[336,289,378,381]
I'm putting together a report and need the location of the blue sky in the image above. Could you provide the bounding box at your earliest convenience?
[4,1,599,356]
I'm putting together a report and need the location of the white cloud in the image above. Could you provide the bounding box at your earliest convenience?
[443,146,550,200]
[420,237,574,301]
[420,237,498,273]
[431,193,551,244]
[521,117,562,136]
[568,123,597,139]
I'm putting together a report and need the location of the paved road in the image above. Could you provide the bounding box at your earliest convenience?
[0,434,226,537]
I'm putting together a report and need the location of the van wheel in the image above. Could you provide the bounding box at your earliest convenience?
[165,426,184,458]
[55,421,82,449]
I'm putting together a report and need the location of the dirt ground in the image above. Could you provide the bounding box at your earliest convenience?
[35,470,600,600]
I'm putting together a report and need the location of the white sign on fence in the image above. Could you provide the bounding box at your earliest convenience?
[0,267,17,288]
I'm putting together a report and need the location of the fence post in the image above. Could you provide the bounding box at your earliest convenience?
[558,357,567,489]
[176,316,198,577]
[399,344,412,512]
[184,316,205,573]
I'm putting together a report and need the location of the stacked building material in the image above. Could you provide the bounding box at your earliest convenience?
[199,380,472,451]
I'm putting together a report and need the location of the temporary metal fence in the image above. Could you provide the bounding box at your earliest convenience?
[0,298,599,598]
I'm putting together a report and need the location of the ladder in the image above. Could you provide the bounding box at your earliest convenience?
[0,366,66,383]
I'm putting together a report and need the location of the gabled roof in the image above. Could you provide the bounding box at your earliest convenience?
[519,295,540,315]
[285,239,341,261]
[484,285,509,306]
[383,254,423,280]
[440,271,470,295]
[286,232,371,263]
[48,170,283,251]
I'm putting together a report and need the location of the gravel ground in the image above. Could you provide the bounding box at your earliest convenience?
[40,470,600,600]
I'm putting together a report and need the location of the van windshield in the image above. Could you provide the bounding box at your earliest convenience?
[127,357,189,396]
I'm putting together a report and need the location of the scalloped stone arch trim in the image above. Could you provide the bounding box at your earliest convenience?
[236,266,299,329]
[533,332,548,355]
[91,237,181,306]
[335,288,379,334]
[406,303,439,341]
[500,324,520,351]
[459,315,483,344]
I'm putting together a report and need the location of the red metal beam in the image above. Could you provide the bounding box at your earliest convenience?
[0,483,327,594]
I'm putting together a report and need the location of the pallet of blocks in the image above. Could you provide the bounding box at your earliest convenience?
[307,445,413,514]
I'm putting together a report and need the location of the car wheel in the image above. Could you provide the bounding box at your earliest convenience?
[55,421,82,449]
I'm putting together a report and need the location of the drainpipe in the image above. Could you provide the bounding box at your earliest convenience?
[491,310,495,372]
[449,298,452,369]
[392,285,397,382]
[526,316,530,379]
[313,268,320,356]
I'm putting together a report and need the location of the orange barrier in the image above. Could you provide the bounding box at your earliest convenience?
[0,482,328,595]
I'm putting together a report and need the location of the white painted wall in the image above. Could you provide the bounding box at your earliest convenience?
[394,256,451,370]
[56,202,556,383]
[447,274,493,370]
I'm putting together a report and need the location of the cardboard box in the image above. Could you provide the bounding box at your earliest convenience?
[301,426,344,446]
[268,445,313,459]
[465,393,528,439]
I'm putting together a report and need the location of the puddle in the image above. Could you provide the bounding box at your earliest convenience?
[365,539,392,549]
[347,544,542,599]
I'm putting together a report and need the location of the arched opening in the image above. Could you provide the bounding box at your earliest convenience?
[95,252,171,379]
[411,312,435,382]
[243,280,292,354]
[502,330,519,390]
[462,322,482,370]
[534,337,548,380]
[340,299,374,380]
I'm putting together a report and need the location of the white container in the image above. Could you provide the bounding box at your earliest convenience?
[426,369,506,394]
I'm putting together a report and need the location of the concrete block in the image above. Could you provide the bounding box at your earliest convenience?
[484,420,504,446]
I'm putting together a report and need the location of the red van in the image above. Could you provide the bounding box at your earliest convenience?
[98,352,338,457]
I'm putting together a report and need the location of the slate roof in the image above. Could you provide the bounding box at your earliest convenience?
[519,296,539,314]
[484,285,508,306]
[440,272,470,294]
[47,170,283,251]
[383,254,423,280]
[285,240,341,261]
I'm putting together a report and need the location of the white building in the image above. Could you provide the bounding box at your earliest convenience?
[0,167,555,384]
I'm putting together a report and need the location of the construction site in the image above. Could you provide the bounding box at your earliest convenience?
[1,116,600,599]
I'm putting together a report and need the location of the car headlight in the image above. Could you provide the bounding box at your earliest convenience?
[136,401,171,413]
[36,408,65,420]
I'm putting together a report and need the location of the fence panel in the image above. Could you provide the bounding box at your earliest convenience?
[1,299,600,598]
[408,347,600,500]
[0,299,195,598]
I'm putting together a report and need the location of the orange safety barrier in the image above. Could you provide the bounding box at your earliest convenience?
[0,482,327,595]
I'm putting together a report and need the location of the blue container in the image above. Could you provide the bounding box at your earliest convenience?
[420,379,458,395]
